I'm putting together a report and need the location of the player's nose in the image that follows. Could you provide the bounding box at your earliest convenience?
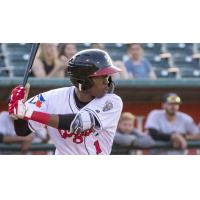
[103,76,110,85]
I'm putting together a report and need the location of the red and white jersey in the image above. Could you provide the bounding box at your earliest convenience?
[26,86,123,155]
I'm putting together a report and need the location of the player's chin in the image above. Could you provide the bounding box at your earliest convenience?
[96,90,108,98]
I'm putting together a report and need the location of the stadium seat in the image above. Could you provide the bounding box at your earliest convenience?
[3,43,31,70]
[155,67,180,78]
[154,68,169,78]
[0,72,8,76]
[143,43,163,54]
[145,54,170,69]
[5,43,32,54]
[76,43,90,51]
[103,44,127,61]
[0,44,6,68]
[165,43,194,56]
[180,68,200,78]
[105,43,127,53]
[13,67,26,77]
[173,55,200,69]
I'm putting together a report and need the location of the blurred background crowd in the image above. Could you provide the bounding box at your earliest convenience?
[1,43,200,154]
[1,43,200,79]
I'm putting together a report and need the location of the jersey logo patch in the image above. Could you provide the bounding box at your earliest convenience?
[36,94,46,108]
[102,100,113,112]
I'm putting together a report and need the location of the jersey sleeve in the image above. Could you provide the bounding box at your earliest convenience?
[144,110,160,130]
[82,94,123,134]
[25,91,51,133]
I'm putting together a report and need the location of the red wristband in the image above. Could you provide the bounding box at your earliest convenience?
[27,111,50,125]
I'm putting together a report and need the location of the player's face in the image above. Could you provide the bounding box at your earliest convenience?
[163,103,180,116]
[118,119,134,134]
[89,75,110,98]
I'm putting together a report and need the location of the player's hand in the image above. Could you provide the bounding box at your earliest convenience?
[171,133,187,149]
[8,84,31,119]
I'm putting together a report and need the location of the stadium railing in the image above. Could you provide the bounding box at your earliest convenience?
[0,140,200,154]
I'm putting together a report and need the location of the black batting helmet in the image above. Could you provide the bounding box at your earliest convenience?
[67,49,121,91]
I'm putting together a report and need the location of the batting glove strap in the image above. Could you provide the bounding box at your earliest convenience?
[70,110,95,133]
[9,99,33,120]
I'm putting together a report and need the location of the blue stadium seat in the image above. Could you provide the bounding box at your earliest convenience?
[0,44,6,68]
[13,67,26,77]
[154,68,179,78]
[5,43,32,54]
[143,43,163,54]
[76,43,90,51]
[173,54,200,69]
[103,44,127,61]
[7,53,29,68]
[166,43,194,56]
[105,43,127,53]
[145,54,170,68]
[180,68,200,78]
[0,72,8,76]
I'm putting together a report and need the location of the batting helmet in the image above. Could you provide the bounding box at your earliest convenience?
[67,49,121,91]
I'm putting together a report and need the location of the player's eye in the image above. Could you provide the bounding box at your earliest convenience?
[94,75,110,81]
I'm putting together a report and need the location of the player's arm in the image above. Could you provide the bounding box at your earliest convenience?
[14,109,97,133]
[9,85,104,133]
[12,103,98,133]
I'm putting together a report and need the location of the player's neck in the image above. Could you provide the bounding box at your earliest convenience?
[75,88,94,103]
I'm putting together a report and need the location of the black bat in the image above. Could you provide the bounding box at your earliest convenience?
[22,43,40,87]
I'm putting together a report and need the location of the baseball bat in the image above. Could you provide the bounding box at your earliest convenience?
[22,43,40,101]
[22,43,40,87]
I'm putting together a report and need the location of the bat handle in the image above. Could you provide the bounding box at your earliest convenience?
[24,83,30,102]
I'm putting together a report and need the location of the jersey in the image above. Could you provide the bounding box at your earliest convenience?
[26,86,123,155]
[0,111,48,143]
[145,109,199,135]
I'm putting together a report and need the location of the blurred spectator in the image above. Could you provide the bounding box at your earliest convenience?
[145,93,200,151]
[0,111,50,154]
[112,61,131,79]
[90,43,105,50]
[32,43,65,77]
[57,43,77,77]
[124,43,157,79]
[114,112,155,148]
[0,111,33,154]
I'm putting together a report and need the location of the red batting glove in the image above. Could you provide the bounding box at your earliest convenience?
[8,85,26,117]
[8,85,51,125]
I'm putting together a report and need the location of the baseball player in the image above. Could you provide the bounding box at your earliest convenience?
[8,49,123,155]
